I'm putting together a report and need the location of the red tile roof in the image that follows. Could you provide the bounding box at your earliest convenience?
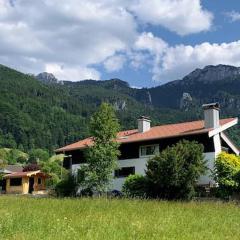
[56,118,236,153]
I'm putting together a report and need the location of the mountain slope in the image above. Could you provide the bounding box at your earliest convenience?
[0,65,190,151]
[0,64,240,151]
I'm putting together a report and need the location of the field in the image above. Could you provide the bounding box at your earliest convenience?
[0,196,240,240]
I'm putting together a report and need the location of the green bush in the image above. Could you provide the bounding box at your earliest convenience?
[146,140,206,200]
[214,152,240,198]
[55,174,77,197]
[122,174,148,198]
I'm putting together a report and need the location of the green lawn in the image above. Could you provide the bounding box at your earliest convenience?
[0,196,240,240]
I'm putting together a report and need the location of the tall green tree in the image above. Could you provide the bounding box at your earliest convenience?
[78,103,120,194]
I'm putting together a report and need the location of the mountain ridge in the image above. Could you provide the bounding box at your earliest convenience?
[0,63,240,151]
[35,64,240,87]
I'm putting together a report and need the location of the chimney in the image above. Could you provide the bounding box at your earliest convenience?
[138,116,151,133]
[202,103,220,129]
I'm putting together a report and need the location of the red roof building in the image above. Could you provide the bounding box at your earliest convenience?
[56,103,239,191]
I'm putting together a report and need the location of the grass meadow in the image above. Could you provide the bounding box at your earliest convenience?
[0,196,240,240]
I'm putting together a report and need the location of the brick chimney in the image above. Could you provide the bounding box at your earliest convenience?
[202,103,220,129]
[138,116,151,133]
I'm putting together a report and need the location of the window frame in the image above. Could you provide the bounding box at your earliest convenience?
[114,166,135,178]
[10,178,22,186]
[139,144,159,157]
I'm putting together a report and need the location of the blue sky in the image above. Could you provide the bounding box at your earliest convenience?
[101,0,240,87]
[0,0,240,87]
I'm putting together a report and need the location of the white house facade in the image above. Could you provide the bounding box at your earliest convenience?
[56,103,239,191]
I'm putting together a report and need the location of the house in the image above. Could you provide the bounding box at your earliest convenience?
[3,170,49,194]
[56,103,239,191]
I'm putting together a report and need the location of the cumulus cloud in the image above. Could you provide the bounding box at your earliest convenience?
[2,0,238,85]
[133,32,168,80]
[130,0,213,35]
[104,55,126,72]
[46,63,100,80]
[0,0,137,80]
[135,32,168,54]
[135,33,240,82]
[225,11,240,22]
[159,41,240,81]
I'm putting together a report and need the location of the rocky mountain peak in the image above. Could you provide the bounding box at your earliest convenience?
[36,72,59,84]
[183,64,240,82]
[180,92,193,111]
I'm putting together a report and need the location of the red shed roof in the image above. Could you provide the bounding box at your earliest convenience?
[56,118,237,153]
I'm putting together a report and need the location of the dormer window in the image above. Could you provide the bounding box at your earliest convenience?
[140,144,159,157]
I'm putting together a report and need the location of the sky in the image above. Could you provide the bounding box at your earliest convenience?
[0,0,240,87]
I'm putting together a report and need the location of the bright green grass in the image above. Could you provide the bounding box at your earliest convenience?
[0,196,240,240]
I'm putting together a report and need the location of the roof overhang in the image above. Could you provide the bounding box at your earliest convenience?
[4,170,50,179]
[208,118,238,137]
[220,132,240,155]
[0,169,12,174]
[56,131,209,153]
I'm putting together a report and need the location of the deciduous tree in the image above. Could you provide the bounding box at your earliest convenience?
[78,103,120,194]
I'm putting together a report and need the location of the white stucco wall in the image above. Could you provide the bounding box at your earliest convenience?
[71,151,217,191]
[112,157,149,191]
[198,152,215,185]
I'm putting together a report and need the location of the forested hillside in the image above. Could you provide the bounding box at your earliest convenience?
[0,65,191,151]
[0,64,240,152]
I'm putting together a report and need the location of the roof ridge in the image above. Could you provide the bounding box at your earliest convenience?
[118,117,236,133]
[56,117,237,152]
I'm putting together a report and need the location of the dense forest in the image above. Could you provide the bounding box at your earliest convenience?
[0,64,239,152]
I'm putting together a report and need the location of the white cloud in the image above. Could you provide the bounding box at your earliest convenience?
[136,33,240,82]
[104,55,126,72]
[225,11,240,22]
[135,32,168,54]
[0,0,137,79]
[159,41,240,81]
[129,51,149,69]
[132,32,168,80]
[3,0,236,85]
[130,0,213,36]
[45,63,100,81]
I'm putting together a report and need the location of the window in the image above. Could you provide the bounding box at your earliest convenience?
[140,145,159,156]
[38,178,42,185]
[10,178,22,186]
[115,167,135,178]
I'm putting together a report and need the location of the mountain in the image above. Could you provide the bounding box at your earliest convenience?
[148,65,240,110]
[0,64,240,152]
[36,72,60,84]
[183,65,240,82]
[0,65,189,151]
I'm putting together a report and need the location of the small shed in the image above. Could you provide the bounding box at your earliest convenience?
[4,170,50,194]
